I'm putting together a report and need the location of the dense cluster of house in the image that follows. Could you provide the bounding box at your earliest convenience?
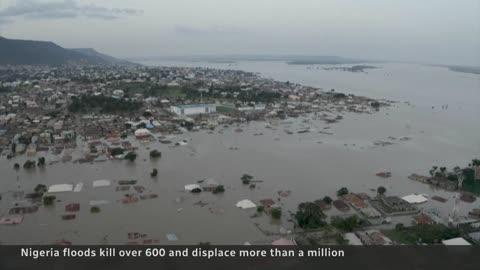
[0,64,386,159]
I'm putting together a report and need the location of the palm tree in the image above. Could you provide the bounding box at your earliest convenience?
[377,186,387,196]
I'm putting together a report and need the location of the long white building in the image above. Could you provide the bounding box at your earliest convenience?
[170,104,216,116]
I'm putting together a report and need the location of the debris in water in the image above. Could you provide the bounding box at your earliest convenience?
[376,172,392,178]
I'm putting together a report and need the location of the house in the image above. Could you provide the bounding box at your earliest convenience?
[53,120,64,131]
[343,193,367,208]
[259,199,276,209]
[474,166,480,180]
[202,178,219,192]
[61,130,75,140]
[370,196,419,216]
[356,230,392,245]
[333,200,350,212]
[413,213,435,225]
[360,207,382,219]
[442,237,471,246]
[468,209,480,220]
[271,238,296,246]
[170,104,216,116]
[344,233,363,245]
[134,128,151,139]
[112,89,124,99]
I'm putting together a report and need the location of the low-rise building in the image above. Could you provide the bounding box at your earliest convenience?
[170,104,216,116]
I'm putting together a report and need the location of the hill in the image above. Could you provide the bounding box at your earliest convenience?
[69,48,131,65]
[0,37,126,65]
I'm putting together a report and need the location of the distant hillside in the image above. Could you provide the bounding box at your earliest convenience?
[0,37,127,65]
[69,48,131,65]
[447,65,480,75]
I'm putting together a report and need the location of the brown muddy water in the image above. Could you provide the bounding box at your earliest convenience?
[0,62,479,244]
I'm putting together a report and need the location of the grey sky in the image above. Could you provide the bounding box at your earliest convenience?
[1,0,479,65]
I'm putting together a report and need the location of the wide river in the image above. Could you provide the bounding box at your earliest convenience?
[0,61,479,244]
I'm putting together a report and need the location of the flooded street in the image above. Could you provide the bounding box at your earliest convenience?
[1,62,479,244]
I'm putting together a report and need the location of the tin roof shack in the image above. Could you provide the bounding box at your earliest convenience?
[343,193,368,209]
[359,207,382,220]
[344,233,363,246]
[333,200,350,212]
[202,178,220,192]
[413,213,435,225]
[259,199,276,209]
[314,199,332,211]
[468,209,480,220]
[356,230,392,245]
[370,196,419,216]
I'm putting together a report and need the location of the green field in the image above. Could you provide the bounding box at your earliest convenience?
[216,104,237,113]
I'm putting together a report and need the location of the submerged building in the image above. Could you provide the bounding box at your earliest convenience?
[170,104,216,116]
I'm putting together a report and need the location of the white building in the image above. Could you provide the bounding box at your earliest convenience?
[170,104,216,116]
[442,237,471,246]
[112,89,124,99]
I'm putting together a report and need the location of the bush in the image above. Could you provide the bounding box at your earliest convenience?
[150,169,158,177]
[124,152,137,162]
[110,147,124,156]
[34,184,47,193]
[23,160,36,169]
[323,196,333,205]
[241,174,253,184]
[43,196,56,206]
[337,187,349,197]
[150,150,162,158]
[191,188,202,193]
[257,206,265,213]
[13,163,20,170]
[212,185,225,194]
[377,186,387,195]
[472,159,480,166]
[370,101,381,108]
[271,208,282,219]
[37,157,46,166]
[331,215,365,232]
[295,202,326,229]
[90,206,101,213]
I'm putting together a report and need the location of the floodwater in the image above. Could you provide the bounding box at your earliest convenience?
[0,61,479,244]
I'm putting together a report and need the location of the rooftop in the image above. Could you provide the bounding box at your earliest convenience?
[173,104,214,109]
[442,237,471,246]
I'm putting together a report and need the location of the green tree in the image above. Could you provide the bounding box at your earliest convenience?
[295,202,326,229]
[110,147,124,156]
[23,160,36,169]
[377,186,387,196]
[331,215,364,232]
[37,157,46,166]
[43,196,56,206]
[124,152,137,162]
[323,196,333,205]
[213,185,225,194]
[472,159,480,166]
[241,174,253,184]
[34,184,47,193]
[337,187,349,197]
[149,150,162,158]
[271,208,282,219]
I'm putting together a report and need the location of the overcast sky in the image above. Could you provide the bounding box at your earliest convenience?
[1,0,479,65]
